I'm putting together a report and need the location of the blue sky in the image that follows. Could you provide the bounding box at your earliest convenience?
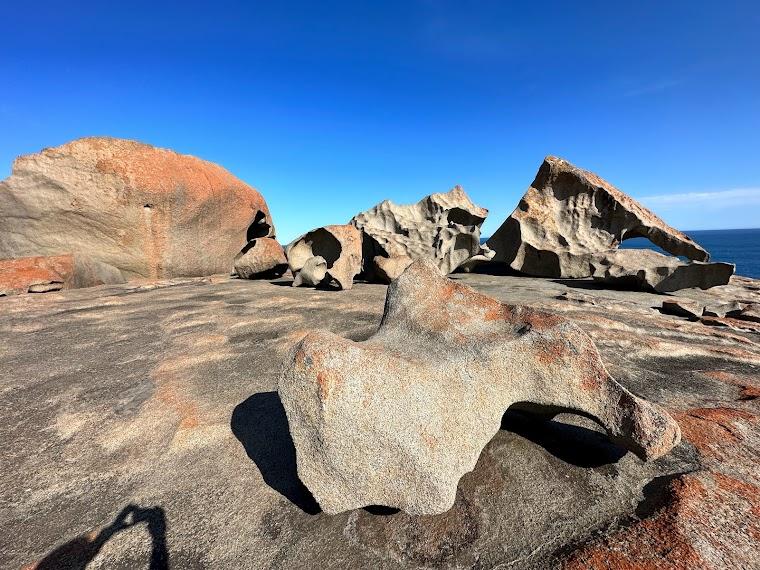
[1,1,758,242]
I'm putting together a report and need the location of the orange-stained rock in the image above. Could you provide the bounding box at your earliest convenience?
[0,254,124,296]
[562,472,760,570]
[0,137,274,281]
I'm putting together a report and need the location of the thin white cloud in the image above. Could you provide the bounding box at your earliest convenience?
[638,187,760,208]
[623,78,684,97]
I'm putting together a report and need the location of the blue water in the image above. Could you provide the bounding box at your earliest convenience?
[620,228,760,279]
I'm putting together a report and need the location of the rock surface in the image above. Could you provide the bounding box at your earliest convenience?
[0,137,274,281]
[486,156,710,278]
[279,260,680,515]
[661,299,703,320]
[1,270,758,568]
[0,254,124,296]
[233,238,288,279]
[590,249,734,292]
[286,225,362,290]
[351,186,493,281]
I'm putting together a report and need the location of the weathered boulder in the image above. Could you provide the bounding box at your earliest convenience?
[590,249,734,293]
[0,254,124,296]
[0,137,274,281]
[286,225,362,290]
[487,156,709,278]
[233,238,288,279]
[351,186,494,281]
[278,260,680,515]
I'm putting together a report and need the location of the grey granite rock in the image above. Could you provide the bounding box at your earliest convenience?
[487,156,709,278]
[234,238,288,279]
[352,186,494,281]
[661,299,703,320]
[278,260,681,515]
[590,249,734,293]
[286,225,362,290]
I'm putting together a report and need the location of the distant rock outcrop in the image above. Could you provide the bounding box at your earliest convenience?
[486,157,711,279]
[0,137,275,281]
[286,225,362,290]
[278,260,680,515]
[351,186,494,282]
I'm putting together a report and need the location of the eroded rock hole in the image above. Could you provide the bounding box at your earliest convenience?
[247,210,271,241]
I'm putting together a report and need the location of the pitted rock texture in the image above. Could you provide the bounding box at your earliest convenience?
[0,254,124,296]
[234,238,288,279]
[351,186,494,281]
[278,260,680,515]
[487,156,710,278]
[0,137,274,281]
[590,249,734,293]
[286,225,362,290]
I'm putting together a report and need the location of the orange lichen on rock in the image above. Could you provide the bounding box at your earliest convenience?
[673,407,757,460]
[0,254,73,295]
[563,472,760,570]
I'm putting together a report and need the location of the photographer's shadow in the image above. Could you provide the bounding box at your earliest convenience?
[30,504,169,570]
[231,391,321,514]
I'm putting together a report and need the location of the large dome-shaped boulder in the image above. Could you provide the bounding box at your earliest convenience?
[0,137,275,280]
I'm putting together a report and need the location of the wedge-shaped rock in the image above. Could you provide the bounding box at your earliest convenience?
[234,238,288,279]
[591,250,734,293]
[487,156,709,278]
[351,186,494,281]
[278,260,681,515]
[286,225,362,290]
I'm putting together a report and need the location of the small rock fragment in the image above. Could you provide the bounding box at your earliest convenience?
[286,225,362,290]
[590,250,734,293]
[661,299,704,320]
[555,291,597,305]
[234,238,288,279]
[735,305,760,324]
[278,259,680,515]
[703,301,746,318]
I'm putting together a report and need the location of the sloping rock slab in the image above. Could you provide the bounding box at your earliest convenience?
[591,249,734,292]
[279,260,680,515]
[351,186,494,281]
[0,137,274,280]
[286,225,362,290]
[487,156,709,278]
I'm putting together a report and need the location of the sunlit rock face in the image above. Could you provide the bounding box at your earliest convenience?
[286,224,363,290]
[278,260,680,515]
[486,156,711,279]
[352,186,494,282]
[0,137,275,281]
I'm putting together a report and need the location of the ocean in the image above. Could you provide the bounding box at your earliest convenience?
[480,228,760,279]
[620,228,760,279]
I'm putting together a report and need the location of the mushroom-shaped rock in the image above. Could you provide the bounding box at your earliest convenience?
[351,186,494,281]
[590,249,734,293]
[0,137,275,281]
[278,259,681,515]
[487,156,709,278]
[286,225,362,290]
[233,238,288,279]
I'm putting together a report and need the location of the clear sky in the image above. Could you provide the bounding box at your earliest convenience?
[2,1,758,242]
